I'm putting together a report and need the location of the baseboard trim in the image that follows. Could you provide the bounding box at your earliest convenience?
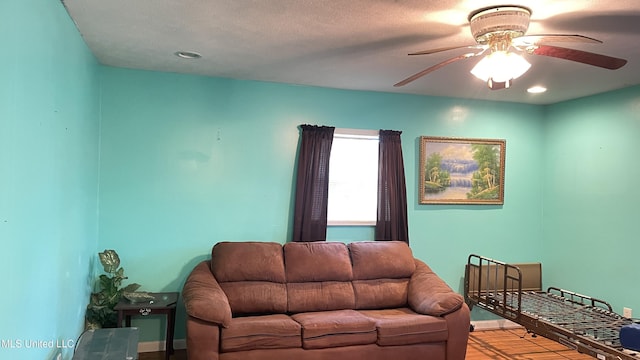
[472,319,523,331]
[138,319,522,352]
[138,339,186,353]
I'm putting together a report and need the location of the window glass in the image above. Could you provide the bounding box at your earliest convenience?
[327,130,379,225]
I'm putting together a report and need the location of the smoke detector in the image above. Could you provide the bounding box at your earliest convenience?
[468,5,531,44]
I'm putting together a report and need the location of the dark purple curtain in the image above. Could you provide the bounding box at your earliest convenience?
[375,130,409,243]
[292,125,335,242]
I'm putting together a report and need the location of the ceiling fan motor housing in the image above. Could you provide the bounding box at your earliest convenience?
[469,5,531,44]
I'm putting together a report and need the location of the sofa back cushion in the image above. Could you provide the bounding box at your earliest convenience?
[349,241,415,309]
[349,241,415,279]
[211,241,287,315]
[284,242,356,312]
[209,241,418,315]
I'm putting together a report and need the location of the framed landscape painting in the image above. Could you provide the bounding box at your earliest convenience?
[419,136,506,205]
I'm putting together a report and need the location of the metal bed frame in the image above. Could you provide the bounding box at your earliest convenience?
[465,254,638,360]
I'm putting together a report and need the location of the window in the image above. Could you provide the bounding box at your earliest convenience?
[327,128,379,225]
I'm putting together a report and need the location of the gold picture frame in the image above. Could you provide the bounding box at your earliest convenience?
[419,136,506,205]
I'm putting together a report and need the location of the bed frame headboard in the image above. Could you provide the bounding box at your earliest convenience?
[464,255,542,320]
[465,257,542,292]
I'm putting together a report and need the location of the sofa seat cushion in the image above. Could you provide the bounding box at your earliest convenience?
[291,310,377,349]
[359,308,448,346]
[220,314,302,352]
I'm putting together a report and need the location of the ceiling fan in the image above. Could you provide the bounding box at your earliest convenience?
[394,5,627,90]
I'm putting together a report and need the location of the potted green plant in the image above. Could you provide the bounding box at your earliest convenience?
[85,249,140,329]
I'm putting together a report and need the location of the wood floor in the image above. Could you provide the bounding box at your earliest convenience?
[138,329,595,360]
[466,329,593,359]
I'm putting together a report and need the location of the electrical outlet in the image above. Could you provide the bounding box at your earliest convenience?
[623,307,632,318]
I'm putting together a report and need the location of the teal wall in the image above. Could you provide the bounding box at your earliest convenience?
[1,0,100,359]
[542,86,640,316]
[98,67,545,340]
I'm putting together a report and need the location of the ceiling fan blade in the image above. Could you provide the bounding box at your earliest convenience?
[531,45,627,70]
[394,53,478,87]
[515,34,602,46]
[408,44,481,56]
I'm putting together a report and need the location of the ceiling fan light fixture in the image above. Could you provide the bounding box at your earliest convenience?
[395,4,627,91]
[470,51,531,84]
[488,79,511,90]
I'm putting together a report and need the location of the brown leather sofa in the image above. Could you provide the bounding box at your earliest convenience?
[183,241,470,360]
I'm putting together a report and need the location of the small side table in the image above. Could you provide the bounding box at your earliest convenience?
[114,292,178,360]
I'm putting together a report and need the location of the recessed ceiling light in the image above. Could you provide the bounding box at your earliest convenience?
[527,86,547,94]
[174,51,202,59]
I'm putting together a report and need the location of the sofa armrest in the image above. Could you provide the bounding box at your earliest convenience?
[443,302,471,360]
[408,259,464,316]
[183,260,232,327]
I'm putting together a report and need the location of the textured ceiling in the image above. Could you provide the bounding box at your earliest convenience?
[62,0,640,104]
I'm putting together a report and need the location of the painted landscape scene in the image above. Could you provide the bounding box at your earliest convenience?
[420,138,505,204]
